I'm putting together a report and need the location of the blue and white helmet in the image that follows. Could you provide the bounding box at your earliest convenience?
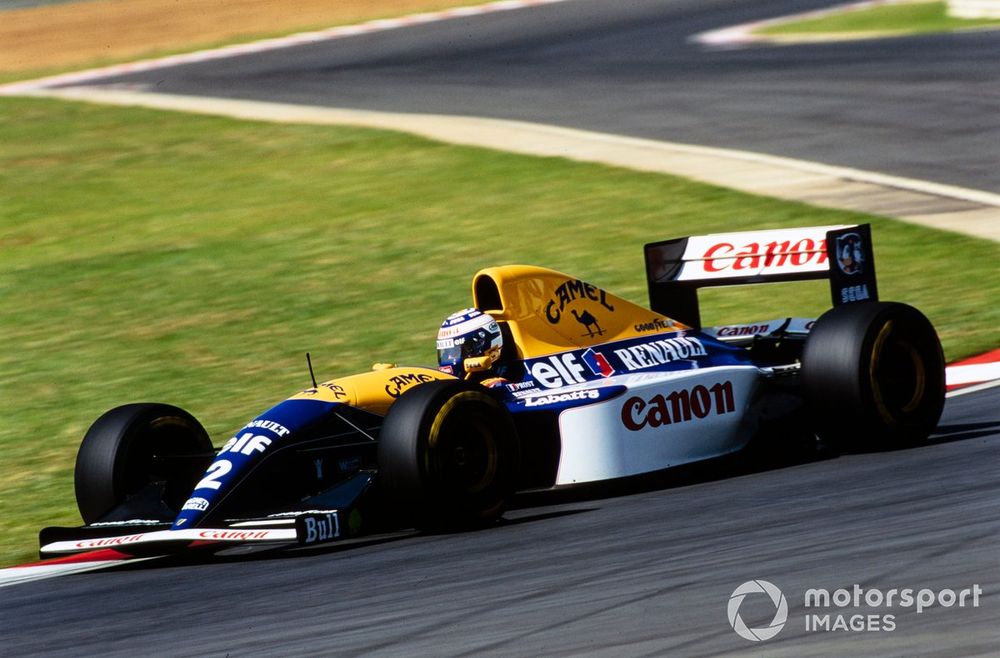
[436,308,503,374]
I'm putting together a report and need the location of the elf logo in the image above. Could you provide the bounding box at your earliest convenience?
[528,352,590,388]
[582,348,615,377]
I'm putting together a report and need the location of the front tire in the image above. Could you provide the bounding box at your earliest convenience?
[75,403,213,524]
[377,380,518,530]
[801,302,945,448]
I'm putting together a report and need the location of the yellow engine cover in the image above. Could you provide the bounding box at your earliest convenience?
[290,366,455,416]
[472,265,684,359]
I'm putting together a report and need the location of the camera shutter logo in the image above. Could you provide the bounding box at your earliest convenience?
[728,580,788,641]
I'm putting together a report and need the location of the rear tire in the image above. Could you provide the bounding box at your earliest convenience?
[75,403,213,524]
[377,380,518,530]
[801,302,945,449]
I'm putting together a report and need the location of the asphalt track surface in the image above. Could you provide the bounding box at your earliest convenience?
[67,0,1000,193]
[10,1,999,655]
[3,389,998,656]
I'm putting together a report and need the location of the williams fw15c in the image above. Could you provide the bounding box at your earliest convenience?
[40,224,945,557]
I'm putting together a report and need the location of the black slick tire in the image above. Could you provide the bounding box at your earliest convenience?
[377,380,518,530]
[801,301,945,449]
[75,403,213,524]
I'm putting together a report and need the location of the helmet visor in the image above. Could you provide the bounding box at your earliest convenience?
[437,338,465,369]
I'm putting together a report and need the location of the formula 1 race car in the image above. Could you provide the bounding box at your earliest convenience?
[39,224,945,557]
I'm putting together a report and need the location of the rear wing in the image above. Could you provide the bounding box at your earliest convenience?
[645,224,878,329]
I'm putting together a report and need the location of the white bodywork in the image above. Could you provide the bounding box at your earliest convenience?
[544,365,762,485]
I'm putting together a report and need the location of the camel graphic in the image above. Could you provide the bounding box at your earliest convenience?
[571,309,605,337]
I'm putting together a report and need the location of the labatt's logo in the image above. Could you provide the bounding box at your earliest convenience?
[545,279,615,326]
[524,389,601,408]
[702,238,828,273]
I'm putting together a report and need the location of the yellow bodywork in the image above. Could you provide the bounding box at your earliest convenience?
[289,366,455,416]
[472,265,685,359]
[290,266,678,414]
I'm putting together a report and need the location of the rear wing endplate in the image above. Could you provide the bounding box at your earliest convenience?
[645,224,878,329]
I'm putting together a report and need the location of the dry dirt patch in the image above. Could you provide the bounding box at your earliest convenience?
[1,0,488,74]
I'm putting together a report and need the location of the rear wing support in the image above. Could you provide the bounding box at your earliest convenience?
[645,224,878,329]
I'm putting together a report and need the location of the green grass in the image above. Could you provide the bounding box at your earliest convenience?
[759,1,1000,37]
[1,96,997,566]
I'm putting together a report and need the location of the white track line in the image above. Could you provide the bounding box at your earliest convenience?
[947,362,1000,387]
[0,554,159,588]
[694,0,932,48]
[0,560,126,588]
[947,378,1000,398]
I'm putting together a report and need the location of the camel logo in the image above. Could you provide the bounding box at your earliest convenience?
[728,580,788,642]
[573,309,605,337]
[544,279,615,337]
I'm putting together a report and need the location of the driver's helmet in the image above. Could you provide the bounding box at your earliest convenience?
[436,308,503,375]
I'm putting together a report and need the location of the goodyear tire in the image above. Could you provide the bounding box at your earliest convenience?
[75,403,213,524]
[801,302,945,448]
[377,380,518,530]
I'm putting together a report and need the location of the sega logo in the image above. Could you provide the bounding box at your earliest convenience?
[839,283,872,304]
